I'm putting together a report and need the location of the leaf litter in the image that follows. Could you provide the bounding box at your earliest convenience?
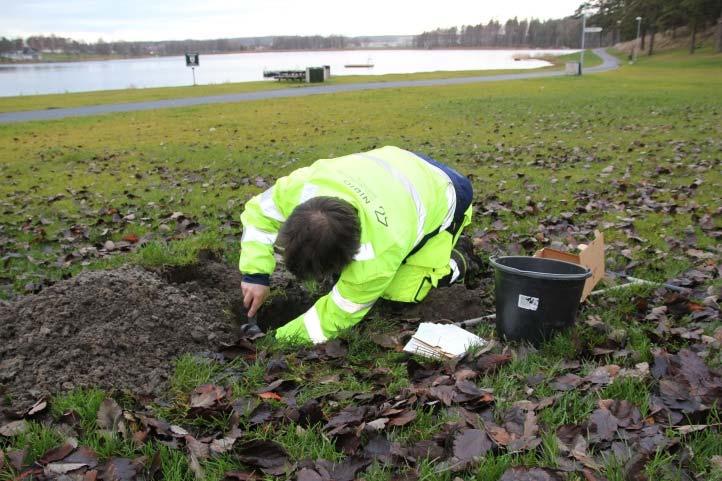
[1,175,721,479]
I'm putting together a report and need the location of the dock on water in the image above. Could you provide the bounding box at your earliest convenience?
[263,65,331,83]
[263,69,306,81]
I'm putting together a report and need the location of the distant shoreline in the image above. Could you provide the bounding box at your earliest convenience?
[0,46,577,65]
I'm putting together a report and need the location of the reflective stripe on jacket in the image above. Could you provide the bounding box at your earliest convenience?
[239,146,457,343]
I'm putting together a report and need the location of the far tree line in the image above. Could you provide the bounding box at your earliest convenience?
[413,18,585,49]
[416,0,722,53]
[2,0,720,59]
[0,35,374,56]
[0,37,251,56]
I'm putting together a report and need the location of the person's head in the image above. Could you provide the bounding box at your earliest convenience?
[277,196,361,281]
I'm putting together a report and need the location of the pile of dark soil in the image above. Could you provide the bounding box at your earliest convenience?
[0,261,245,406]
[376,283,492,323]
[0,256,489,409]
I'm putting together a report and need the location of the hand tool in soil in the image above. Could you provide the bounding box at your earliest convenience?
[455,313,496,329]
[239,312,263,337]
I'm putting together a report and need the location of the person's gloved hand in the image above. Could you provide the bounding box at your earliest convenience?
[241,282,270,318]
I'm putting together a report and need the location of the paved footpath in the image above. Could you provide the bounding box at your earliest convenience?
[0,49,618,124]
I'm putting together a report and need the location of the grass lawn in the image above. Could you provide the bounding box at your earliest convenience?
[0,50,601,114]
[0,47,721,480]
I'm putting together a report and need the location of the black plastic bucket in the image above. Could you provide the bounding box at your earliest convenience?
[489,256,592,345]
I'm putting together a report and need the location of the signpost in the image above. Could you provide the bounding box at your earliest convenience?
[579,16,603,75]
[185,52,199,86]
[585,26,603,51]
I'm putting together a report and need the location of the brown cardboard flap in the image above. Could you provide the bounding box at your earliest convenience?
[534,248,579,264]
[578,230,605,300]
[534,230,605,301]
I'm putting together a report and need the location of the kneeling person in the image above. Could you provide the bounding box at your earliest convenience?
[239,146,478,344]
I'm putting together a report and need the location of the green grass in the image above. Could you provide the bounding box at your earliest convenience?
[170,354,224,395]
[0,51,598,113]
[1,47,721,480]
[51,388,107,431]
[554,49,604,68]
[2,422,64,468]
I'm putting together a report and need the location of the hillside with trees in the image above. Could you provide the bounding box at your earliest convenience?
[413,18,585,49]
[577,0,722,54]
[414,0,722,53]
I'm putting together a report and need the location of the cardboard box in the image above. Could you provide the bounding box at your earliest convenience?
[534,230,605,301]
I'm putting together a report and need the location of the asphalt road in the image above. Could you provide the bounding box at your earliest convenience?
[0,49,619,124]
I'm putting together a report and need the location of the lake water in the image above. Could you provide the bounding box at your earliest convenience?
[0,49,576,97]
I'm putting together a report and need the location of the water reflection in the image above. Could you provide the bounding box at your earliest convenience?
[0,49,575,97]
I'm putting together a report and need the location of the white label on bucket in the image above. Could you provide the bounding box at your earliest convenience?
[518,294,540,311]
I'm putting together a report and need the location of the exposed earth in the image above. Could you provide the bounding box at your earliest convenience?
[0,257,490,408]
[0,261,238,406]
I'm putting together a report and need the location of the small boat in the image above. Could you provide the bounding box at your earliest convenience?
[345,57,374,68]
[512,53,533,61]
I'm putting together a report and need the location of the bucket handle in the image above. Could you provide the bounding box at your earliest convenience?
[489,256,593,281]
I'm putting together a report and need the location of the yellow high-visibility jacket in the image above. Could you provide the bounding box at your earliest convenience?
[239,146,458,343]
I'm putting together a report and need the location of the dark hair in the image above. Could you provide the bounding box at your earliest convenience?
[277,196,361,281]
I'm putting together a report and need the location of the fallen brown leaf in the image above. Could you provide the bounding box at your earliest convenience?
[38,440,79,465]
[387,409,417,427]
[297,467,324,481]
[6,448,26,471]
[0,420,28,437]
[97,398,126,436]
[44,461,90,476]
[26,399,48,416]
[101,457,137,481]
[210,436,237,455]
[190,384,228,410]
[486,425,512,446]
[258,391,282,401]
[185,435,210,460]
[234,439,293,476]
[452,428,492,464]
[550,374,583,391]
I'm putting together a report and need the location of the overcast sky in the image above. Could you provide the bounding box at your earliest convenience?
[2,0,583,41]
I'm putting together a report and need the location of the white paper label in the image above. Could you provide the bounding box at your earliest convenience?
[518,294,540,311]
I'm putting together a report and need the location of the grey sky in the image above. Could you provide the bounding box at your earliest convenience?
[1,0,583,41]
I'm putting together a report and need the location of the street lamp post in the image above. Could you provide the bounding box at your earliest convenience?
[616,20,621,45]
[580,13,587,75]
[633,16,642,63]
